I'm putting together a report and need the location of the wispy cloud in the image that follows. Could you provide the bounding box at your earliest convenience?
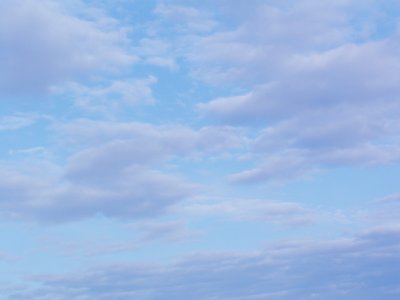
[12,226,400,299]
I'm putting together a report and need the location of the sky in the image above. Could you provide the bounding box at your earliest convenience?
[1,0,400,299]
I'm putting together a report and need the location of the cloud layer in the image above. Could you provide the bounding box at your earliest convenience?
[10,226,400,299]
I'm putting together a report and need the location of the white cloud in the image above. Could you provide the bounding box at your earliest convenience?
[196,30,400,182]
[0,165,195,223]
[0,119,247,223]
[146,57,178,70]
[199,38,400,122]
[181,0,363,86]
[154,3,217,33]
[228,151,313,184]
[0,0,135,96]
[229,143,400,184]
[53,76,157,114]
[0,113,39,130]
[54,119,246,156]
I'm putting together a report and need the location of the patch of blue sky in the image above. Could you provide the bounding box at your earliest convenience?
[349,1,400,43]
[284,164,400,210]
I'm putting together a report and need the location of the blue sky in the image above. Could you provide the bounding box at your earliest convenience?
[1,0,400,299]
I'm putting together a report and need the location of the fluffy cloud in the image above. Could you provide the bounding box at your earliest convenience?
[0,165,195,223]
[199,39,400,122]
[10,226,400,299]
[1,1,399,297]
[179,0,400,87]
[191,2,400,183]
[183,0,365,86]
[0,0,134,96]
[0,119,246,223]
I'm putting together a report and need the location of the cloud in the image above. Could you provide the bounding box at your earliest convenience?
[229,143,400,184]
[146,57,178,70]
[155,0,398,183]
[0,119,247,223]
[0,0,135,97]
[11,226,400,299]
[41,219,202,259]
[53,76,158,114]
[178,0,400,87]
[0,113,40,130]
[360,193,400,227]
[199,38,400,122]
[53,119,246,156]
[154,3,217,33]
[197,37,400,182]
[182,0,364,86]
[377,193,400,203]
[178,197,317,226]
[134,38,178,70]
[134,220,200,243]
[91,227,194,256]
[0,165,195,223]
[228,151,314,184]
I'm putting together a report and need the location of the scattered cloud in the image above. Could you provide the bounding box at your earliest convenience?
[53,76,158,114]
[0,162,195,223]
[198,39,400,183]
[11,226,400,299]
[1,1,400,297]
[154,3,217,33]
[0,0,135,97]
[53,119,246,156]
[0,119,247,223]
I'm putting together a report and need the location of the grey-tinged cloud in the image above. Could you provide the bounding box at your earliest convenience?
[60,127,245,197]
[0,120,246,223]
[228,151,314,184]
[0,165,195,223]
[198,39,400,183]
[10,226,400,299]
[183,0,373,86]
[229,100,400,184]
[229,143,400,184]
[177,197,317,226]
[199,38,400,123]
[60,121,246,216]
[254,106,395,152]
[181,1,400,184]
[134,220,200,243]
[0,0,135,96]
